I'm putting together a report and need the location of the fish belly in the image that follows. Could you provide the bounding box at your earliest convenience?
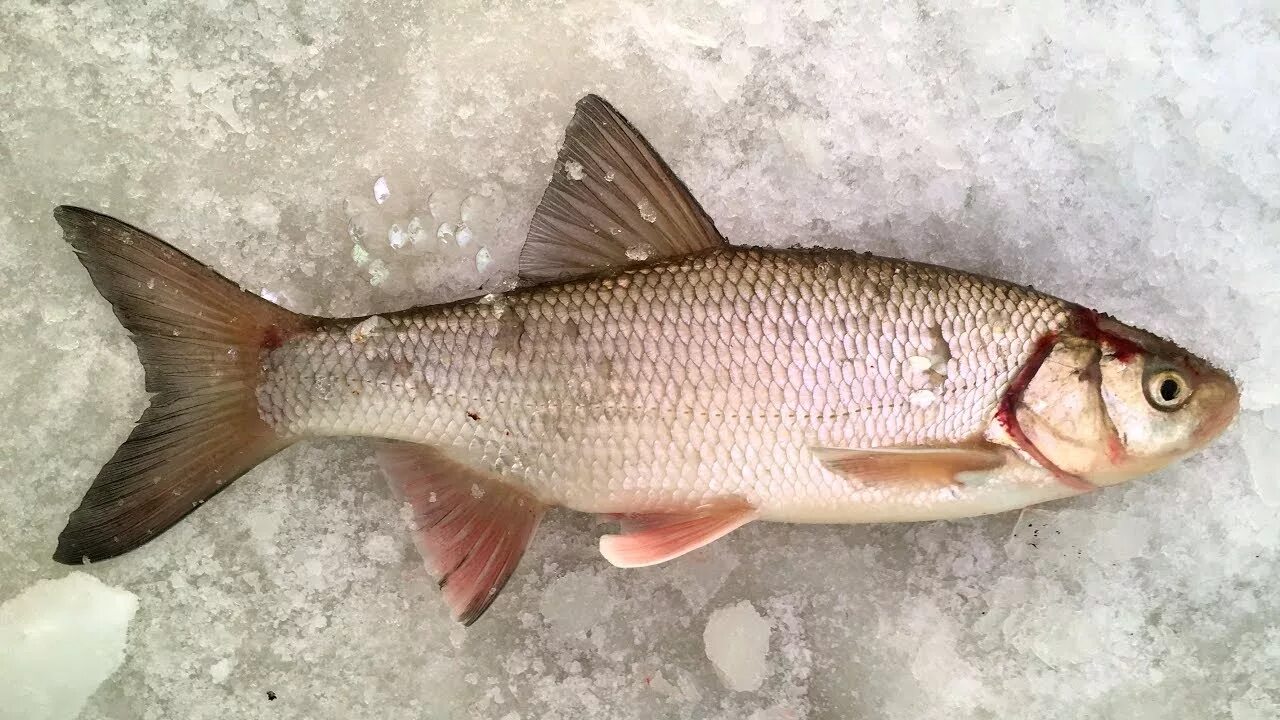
[258,247,1074,521]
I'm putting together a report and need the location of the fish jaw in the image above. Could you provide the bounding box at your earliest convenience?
[984,307,1242,489]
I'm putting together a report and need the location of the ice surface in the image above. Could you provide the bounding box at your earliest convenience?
[1,1,1278,718]
[0,573,138,720]
[704,600,772,692]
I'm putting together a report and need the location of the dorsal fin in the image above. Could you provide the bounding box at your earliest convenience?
[519,94,727,284]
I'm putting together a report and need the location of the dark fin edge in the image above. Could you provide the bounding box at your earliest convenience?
[52,206,310,563]
[519,94,727,284]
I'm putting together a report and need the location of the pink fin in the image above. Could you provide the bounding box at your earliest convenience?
[812,445,1005,489]
[599,499,758,568]
[377,442,546,625]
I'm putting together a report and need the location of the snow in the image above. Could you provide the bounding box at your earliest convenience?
[1,1,1278,719]
[704,600,772,692]
[0,573,138,720]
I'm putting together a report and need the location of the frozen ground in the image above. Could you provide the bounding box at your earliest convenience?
[1,1,1277,718]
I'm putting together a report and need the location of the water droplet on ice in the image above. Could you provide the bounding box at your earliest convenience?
[455,224,473,248]
[564,159,585,181]
[437,222,455,246]
[388,224,406,249]
[637,199,658,223]
[475,246,493,274]
[910,389,937,407]
[348,315,389,343]
[373,176,390,204]
[625,243,653,261]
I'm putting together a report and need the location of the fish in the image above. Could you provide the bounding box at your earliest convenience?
[51,95,1240,625]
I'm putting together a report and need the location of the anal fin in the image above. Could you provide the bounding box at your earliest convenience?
[377,442,546,625]
[812,445,1006,489]
[599,499,758,568]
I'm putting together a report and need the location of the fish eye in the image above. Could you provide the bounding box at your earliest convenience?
[1145,369,1191,411]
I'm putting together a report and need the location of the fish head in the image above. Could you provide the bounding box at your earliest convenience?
[1012,312,1239,487]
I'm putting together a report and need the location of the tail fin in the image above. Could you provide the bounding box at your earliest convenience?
[52,206,313,564]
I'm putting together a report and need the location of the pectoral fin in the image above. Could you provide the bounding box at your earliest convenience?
[599,499,758,568]
[811,445,1006,489]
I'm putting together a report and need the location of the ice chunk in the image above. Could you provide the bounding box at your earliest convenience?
[637,199,658,223]
[625,242,654,261]
[980,86,1030,118]
[437,222,456,247]
[351,243,370,266]
[210,657,234,684]
[539,570,613,636]
[667,546,740,611]
[907,355,933,372]
[373,176,390,204]
[475,247,493,274]
[455,223,474,248]
[361,533,403,564]
[563,159,585,181]
[1240,409,1280,506]
[909,389,937,407]
[388,223,406,249]
[703,600,771,692]
[0,573,138,720]
[407,216,428,246]
[1055,85,1120,145]
[348,315,389,343]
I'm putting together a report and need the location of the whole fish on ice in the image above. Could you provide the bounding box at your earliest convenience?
[52,96,1240,624]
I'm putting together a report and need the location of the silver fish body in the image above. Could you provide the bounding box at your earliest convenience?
[52,95,1238,624]
[260,247,1078,523]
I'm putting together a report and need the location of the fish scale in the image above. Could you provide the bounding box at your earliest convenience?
[258,247,1073,519]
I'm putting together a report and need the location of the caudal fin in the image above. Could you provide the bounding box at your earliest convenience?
[52,206,313,564]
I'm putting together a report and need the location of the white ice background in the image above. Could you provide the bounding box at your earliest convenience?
[0,1,1277,718]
